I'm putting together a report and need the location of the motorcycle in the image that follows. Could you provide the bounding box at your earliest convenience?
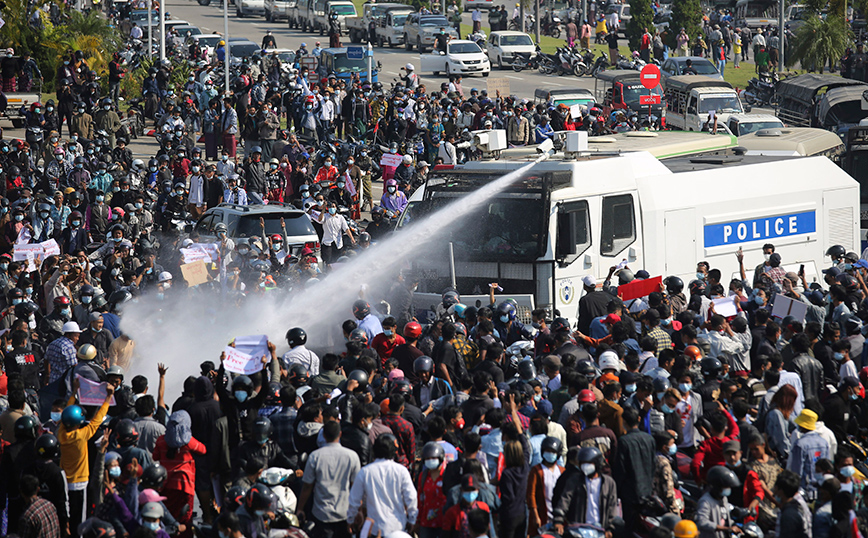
[590,52,610,76]
[512,46,542,72]
[743,72,779,107]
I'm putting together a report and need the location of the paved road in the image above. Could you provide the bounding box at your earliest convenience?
[165,0,601,99]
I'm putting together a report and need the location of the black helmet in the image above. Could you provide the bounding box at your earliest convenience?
[665,275,684,294]
[92,294,108,309]
[421,441,445,462]
[288,364,310,386]
[652,377,671,394]
[706,465,740,490]
[353,300,371,319]
[347,369,368,390]
[251,417,273,444]
[827,245,847,259]
[245,483,274,511]
[141,463,168,490]
[115,418,139,446]
[224,485,248,512]
[108,289,132,306]
[700,357,722,379]
[442,290,460,308]
[578,446,604,467]
[80,518,117,538]
[349,328,368,344]
[286,327,307,347]
[391,379,412,396]
[518,358,536,381]
[232,375,254,396]
[14,302,39,319]
[35,433,59,459]
[550,317,571,333]
[80,284,95,297]
[14,415,39,441]
[575,359,597,379]
[414,355,435,373]
[541,436,563,455]
[7,288,23,301]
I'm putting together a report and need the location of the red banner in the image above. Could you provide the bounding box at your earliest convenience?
[618,276,663,301]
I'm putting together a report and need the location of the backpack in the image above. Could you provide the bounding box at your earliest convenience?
[453,333,479,371]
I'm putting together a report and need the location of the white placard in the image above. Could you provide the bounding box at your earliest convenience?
[770,295,808,324]
[711,296,738,317]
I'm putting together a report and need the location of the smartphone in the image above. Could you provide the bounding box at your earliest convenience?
[799,264,805,276]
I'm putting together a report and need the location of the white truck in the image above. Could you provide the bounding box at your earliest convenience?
[305,0,356,34]
[346,2,414,45]
[663,75,750,132]
[399,130,859,324]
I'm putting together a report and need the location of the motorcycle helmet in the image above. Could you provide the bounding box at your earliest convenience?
[347,369,369,390]
[700,357,723,379]
[827,245,846,259]
[115,418,140,446]
[352,300,371,319]
[665,275,684,294]
[421,441,445,463]
[403,321,422,340]
[61,405,86,429]
[496,301,516,322]
[251,417,273,444]
[285,327,307,347]
[550,317,571,333]
[141,463,168,490]
[541,436,563,455]
[349,328,368,345]
[35,433,60,459]
[14,415,39,441]
[414,355,435,374]
[245,483,275,512]
[518,358,536,381]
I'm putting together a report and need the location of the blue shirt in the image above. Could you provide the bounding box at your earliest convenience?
[359,314,384,343]
[102,312,122,338]
[534,124,554,143]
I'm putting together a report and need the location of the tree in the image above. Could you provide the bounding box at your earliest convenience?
[666,0,702,49]
[626,0,654,50]
[788,14,850,71]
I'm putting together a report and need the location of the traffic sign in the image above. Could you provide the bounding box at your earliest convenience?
[640,64,661,90]
[640,94,661,105]
[347,46,364,60]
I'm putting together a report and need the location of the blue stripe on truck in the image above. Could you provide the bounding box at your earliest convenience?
[704,211,817,247]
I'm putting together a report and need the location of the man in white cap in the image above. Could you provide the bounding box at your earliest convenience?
[578,275,609,335]
[45,321,81,384]
[401,63,419,90]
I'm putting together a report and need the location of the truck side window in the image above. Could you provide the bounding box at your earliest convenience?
[557,200,591,266]
[196,215,215,234]
[613,85,621,104]
[604,88,613,105]
[600,194,635,256]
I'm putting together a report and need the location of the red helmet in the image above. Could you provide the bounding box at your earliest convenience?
[270,234,282,243]
[54,296,71,306]
[403,321,422,340]
[577,389,596,403]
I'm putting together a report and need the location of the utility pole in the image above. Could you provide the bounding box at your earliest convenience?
[224,0,231,94]
[159,1,165,61]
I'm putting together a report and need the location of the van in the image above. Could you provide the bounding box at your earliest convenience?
[400,132,858,325]
[593,70,664,122]
[663,75,749,132]
[725,114,783,136]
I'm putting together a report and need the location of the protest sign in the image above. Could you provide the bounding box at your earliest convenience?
[13,243,43,262]
[618,276,663,302]
[77,375,117,406]
[223,346,264,375]
[380,153,403,167]
[180,248,212,264]
[40,239,60,258]
[180,260,209,287]
[771,295,808,323]
[711,297,738,317]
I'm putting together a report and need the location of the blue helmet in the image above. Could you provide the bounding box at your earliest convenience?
[61,405,86,429]
[496,301,516,321]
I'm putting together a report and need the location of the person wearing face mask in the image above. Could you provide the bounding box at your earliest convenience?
[94,98,121,149]
[552,445,617,535]
[70,103,93,142]
[327,174,353,209]
[4,208,27,248]
[526,436,564,535]
[152,410,206,537]
[60,211,87,255]
[223,175,248,206]
[263,157,285,203]
[651,431,680,513]
[772,470,812,538]
[30,202,54,243]
[722,440,764,516]
[85,190,111,241]
[316,201,355,266]
[381,179,408,215]
[695,465,740,538]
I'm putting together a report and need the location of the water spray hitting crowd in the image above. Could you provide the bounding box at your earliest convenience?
[0,0,867,537]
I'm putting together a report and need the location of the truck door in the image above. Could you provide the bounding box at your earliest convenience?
[664,209,696,275]
[598,192,641,277]
[686,94,698,131]
[554,200,593,321]
[613,83,623,109]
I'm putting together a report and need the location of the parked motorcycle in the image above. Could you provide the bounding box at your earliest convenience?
[743,72,779,107]
[512,45,543,72]
[590,52,610,76]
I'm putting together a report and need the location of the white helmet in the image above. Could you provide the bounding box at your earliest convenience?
[158,271,173,283]
[402,154,413,164]
[405,63,415,71]
[598,350,620,371]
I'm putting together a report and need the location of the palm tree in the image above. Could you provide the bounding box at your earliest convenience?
[788,14,850,72]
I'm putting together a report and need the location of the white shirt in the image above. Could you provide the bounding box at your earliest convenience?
[347,459,418,535]
[216,160,235,177]
[320,99,336,122]
[130,26,143,39]
[282,345,321,376]
[472,9,481,21]
[778,371,804,415]
[188,174,205,205]
[585,476,602,526]
[319,212,349,249]
[752,34,766,47]
[438,141,457,164]
[542,465,562,518]
[840,359,858,381]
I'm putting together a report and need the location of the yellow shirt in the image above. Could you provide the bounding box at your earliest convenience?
[734,36,742,54]
[58,397,110,484]
[596,19,607,33]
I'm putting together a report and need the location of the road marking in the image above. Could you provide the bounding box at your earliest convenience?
[547,81,564,86]
[385,70,399,75]
[505,75,522,79]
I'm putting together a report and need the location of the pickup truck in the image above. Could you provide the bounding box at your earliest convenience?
[304,0,357,34]
[346,2,414,45]
[2,63,41,128]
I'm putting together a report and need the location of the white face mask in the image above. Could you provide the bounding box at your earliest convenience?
[581,463,596,476]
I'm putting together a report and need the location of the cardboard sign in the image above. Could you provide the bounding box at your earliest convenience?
[486,77,510,97]
[40,239,60,258]
[180,260,209,287]
[223,334,269,375]
[180,247,212,264]
[771,294,808,324]
[711,296,738,317]
[77,375,117,406]
[379,153,402,167]
[13,243,43,262]
[618,275,663,302]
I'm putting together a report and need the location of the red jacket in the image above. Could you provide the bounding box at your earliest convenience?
[152,435,206,495]
[690,409,739,480]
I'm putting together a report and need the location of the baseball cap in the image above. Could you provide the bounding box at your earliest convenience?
[139,488,168,505]
[722,440,740,453]
[823,267,842,277]
[582,275,596,288]
[602,314,621,325]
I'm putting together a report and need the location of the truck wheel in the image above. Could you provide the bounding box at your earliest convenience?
[417,36,424,52]
[236,6,243,17]
[11,119,23,128]
[197,0,211,5]
[405,35,412,50]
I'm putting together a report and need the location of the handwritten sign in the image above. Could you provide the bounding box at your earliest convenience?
[180,260,209,287]
[77,375,117,406]
[40,239,60,258]
[486,77,510,97]
[379,153,402,167]
[13,243,43,262]
[191,243,220,261]
[15,226,30,245]
[223,334,268,375]
[180,248,212,264]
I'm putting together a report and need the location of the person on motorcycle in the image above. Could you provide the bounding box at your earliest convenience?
[94,98,121,149]
[393,154,415,192]
[380,179,407,215]
[70,104,93,143]
[314,156,338,185]
[401,63,419,91]
[327,176,353,209]
[695,465,740,537]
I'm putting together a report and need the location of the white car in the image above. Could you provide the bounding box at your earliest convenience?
[237,0,265,17]
[420,39,491,77]
[464,0,495,11]
[486,31,535,69]
[192,34,224,59]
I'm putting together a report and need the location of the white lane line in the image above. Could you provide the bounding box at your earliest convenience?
[505,75,522,79]
[547,81,564,86]
[385,70,399,75]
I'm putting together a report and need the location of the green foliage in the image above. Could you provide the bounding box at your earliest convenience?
[788,14,850,71]
[667,0,702,49]
[121,57,193,103]
[626,0,654,50]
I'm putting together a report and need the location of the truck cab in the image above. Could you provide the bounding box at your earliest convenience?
[346,3,414,45]
[378,8,414,47]
[725,114,784,136]
[594,70,664,122]
[663,75,749,132]
[316,0,357,34]
[319,47,379,84]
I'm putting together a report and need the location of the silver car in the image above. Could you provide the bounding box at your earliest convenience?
[403,14,458,52]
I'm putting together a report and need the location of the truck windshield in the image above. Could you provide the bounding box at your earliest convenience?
[333,55,368,72]
[700,94,743,113]
[421,16,450,26]
[392,14,409,25]
[623,84,661,105]
[736,120,784,134]
[234,213,316,238]
[330,4,356,14]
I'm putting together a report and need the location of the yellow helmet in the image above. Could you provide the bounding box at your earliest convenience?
[218,40,225,46]
[674,520,698,538]
[77,343,97,361]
